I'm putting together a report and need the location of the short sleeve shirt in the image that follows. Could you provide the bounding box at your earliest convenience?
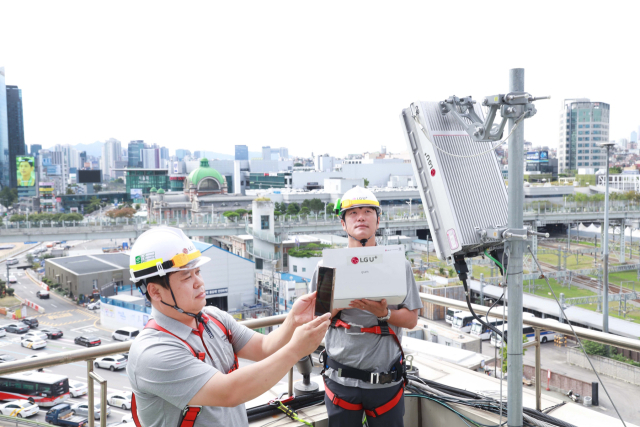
[127,307,256,426]
[311,258,423,389]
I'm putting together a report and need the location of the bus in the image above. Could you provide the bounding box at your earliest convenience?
[490,323,556,348]
[451,311,475,333]
[445,308,462,325]
[469,318,506,340]
[0,372,70,407]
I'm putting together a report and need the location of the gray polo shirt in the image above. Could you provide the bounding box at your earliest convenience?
[127,306,255,426]
[311,259,423,389]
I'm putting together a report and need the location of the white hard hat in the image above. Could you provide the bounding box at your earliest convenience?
[129,227,210,283]
[334,186,380,217]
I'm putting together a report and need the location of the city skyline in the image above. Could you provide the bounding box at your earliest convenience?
[0,2,639,158]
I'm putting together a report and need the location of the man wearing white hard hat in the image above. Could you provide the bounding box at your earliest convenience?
[126,227,330,427]
[311,186,422,426]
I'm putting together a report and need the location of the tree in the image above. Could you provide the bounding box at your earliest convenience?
[106,207,136,219]
[235,209,248,217]
[115,178,124,184]
[300,207,310,216]
[0,187,18,209]
[225,212,240,220]
[66,188,75,195]
[286,202,300,215]
[364,178,370,188]
[93,184,102,192]
[135,203,141,210]
[610,167,622,174]
[9,214,26,222]
[309,198,324,214]
[294,162,303,167]
[326,203,335,214]
[502,334,528,373]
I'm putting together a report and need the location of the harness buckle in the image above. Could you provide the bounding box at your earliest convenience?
[182,405,202,416]
[344,323,365,335]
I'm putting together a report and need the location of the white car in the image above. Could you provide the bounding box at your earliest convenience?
[22,331,48,341]
[107,391,132,409]
[94,355,127,371]
[0,399,40,417]
[0,328,6,338]
[21,338,47,350]
[6,258,18,265]
[69,381,88,397]
[8,274,17,284]
[71,402,110,420]
[112,327,139,341]
[87,301,100,310]
[121,413,133,423]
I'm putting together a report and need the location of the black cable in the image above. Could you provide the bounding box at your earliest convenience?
[541,401,566,414]
[484,291,504,326]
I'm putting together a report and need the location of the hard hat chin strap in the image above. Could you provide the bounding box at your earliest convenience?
[347,233,374,247]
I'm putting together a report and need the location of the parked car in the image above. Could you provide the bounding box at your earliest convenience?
[107,392,132,409]
[6,258,18,265]
[0,399,40,417]
[74,336,101,347]
[3,323,29,334]
[21,337,47,350]
[111,327,139,342]
[36,290,50,299]
[69,381,88,398]
[0,328,6,338]
[87,301,100,310]
[8,274,17,284]
[119,352,129,361]
[21,317,39,328]
[22,331,48,341]
[45,403,88,426]
[40,327,63,339]
[94,355,127,371]
[0,354,17,363]
[121,414,133,423]
[71,402,110,420]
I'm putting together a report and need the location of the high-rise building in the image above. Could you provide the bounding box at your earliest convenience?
[235,145,248,161]
[142,147,160,168]
[128,140,144,168]
[262,146,271,160]
[160,147,169,161]
[79,151,87,167]
[631,131,638,144]
[100,138,122,180]
[31,144,42,156]
[6,85,26,189]
[176,149,191,160]
[0,67,9,189]
[558,99,609,173]
[618,138,629,150]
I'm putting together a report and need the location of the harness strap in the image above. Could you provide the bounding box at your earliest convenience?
[324,379,405,418]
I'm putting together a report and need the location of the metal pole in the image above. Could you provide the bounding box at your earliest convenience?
[506,67,524,427]
[603,145,610,344]
[535,328,541,411]
[87,360,95,427]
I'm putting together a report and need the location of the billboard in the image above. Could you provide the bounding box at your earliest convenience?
[526,151,548,163]
[16,156,36,187]
[130,189,143,199]
[78,169,102,183]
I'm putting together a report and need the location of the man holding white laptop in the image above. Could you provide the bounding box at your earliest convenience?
[310,187,422,426]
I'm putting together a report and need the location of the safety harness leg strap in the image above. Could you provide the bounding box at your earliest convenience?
[324,379,405,418]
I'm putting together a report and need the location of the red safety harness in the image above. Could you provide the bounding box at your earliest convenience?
[131,313,238,427]
[321,312,407,418]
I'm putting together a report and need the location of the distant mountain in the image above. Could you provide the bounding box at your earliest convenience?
[43,141,103,157]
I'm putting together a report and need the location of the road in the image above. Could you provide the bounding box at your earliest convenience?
[0,242,134,424]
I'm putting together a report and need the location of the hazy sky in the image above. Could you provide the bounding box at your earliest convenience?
[1,1,638,158]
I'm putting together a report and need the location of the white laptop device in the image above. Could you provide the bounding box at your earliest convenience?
[321,245,407,310]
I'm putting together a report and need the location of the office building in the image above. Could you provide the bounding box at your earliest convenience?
[100,138,122,180]
[160,146,169,161]
[235,145,248,161]
[31,144,42,156]
[0,67,8,189]
[176,149,191,160]
[618,138,629,150]
[558,99,609,173]
[127,140,144,168]
[6,85,26,189]
[262,146,289,160]
[631,131,638,144]
[142,147,160,168]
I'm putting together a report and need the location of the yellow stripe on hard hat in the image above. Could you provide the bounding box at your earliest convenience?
[340,199,380,209]
[130,250,202,271]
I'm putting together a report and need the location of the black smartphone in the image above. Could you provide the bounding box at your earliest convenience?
[315,266,335,316]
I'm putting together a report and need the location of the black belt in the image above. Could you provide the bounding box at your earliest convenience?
[321,351,405,385]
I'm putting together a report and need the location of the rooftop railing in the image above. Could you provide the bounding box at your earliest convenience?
[0,295,638,426]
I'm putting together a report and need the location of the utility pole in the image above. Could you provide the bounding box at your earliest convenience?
[506,68,525,427]
[600,141,615,350]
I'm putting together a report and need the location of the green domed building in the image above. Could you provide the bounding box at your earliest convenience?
[186,158,228,194]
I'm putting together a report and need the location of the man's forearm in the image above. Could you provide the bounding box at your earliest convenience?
[260,313,298,357]
[388,308,418,329]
